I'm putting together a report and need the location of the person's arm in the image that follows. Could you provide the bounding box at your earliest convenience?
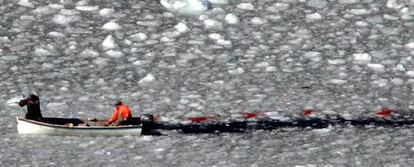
[18,99,27,107]
[107,109,119,125]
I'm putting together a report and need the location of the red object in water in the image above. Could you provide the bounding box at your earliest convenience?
[303,109,314,116]
[243,112,258,119]
[377,107,393,116]
[186,116,217,123]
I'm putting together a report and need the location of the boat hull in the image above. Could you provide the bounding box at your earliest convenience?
[16,117,142,136]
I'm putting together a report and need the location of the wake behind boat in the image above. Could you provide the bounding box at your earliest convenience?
[16,115,154,136]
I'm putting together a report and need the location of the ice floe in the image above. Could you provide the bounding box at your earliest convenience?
[129,33,148,41]
[138,74,156,86]
[237,3,254,10]
[367,63,386,73]
[306,13,323,20]
[18,0,35,8]
[353,53,372,64]
[102,35,118,50]
[203,19,223,29]
[99,8,115,17]
[174,22,189,33]
[306,0,328,9]
[160,0,211,15]
[75,5,99,12]
[225,13,240,25]
[102,22,122,31]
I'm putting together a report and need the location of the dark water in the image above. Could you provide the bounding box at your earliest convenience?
[1,0,414,166]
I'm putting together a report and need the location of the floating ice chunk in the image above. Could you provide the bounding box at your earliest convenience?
[49,4,64,9]
[251,17,265,25]
[160,0,210,15]
[95,78,105,85]
[384,14,399,21]
[353,53,371,64]
[34,48,53,56]
[160,37,174,42]
[391,78,404,85]
[265,66,277,72]
[93,57,109,66]
[79,49,99,58]
[203,19,223,29]
[1,56,18,61]
[406,71,414,77]
[328,59,346,65]
[102,35,118,50]
[405,42,414,49]
[41,63,54,69]
[105,50,124,58]
[396,64,405,71]
[188,103,204,110]
[175,22,189,33]
[102,22,122,31]
[129,33,148,41]
[255,62,269,68]
[47,31,65,38]
[306,0,328,9]
[138,74,156,86]
[47,102,68,108]
[124,39,132,45]
[99,8,115,17]
[32,6,52,14]
[367,63,385,73]
[266,3,289,12]
[225,13,239,25]
[52,14,74,25]
[329,79,348,85]
[19,15,34,21]
[264,112,290,121]
[338,0,359,3]
[59,87,68,91]
[313,126,332,133]
[216,39,232,46]
[372,79,389,87]
[386,0,404,9]
[0,36,10,43]
[208,0,228,5]
[78,96,89,101]
[60,9,80,15]
[75,5,99,11]
[348,9,372,15]
[133,156,143,160]
[228,67,245,75]
[208,33,223,40]
[355,21,369,27]
[18,0,35,8]
[306,12,322,20]
[75,0,87,6]
[304,51,322,62]
[237,3,254,10]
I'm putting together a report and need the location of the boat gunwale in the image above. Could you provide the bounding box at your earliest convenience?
[16,117,142,130]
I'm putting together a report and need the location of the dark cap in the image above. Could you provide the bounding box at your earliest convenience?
[114,101,122,106]
[28,93,38,100]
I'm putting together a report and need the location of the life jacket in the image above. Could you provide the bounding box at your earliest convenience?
[107,103,132,124]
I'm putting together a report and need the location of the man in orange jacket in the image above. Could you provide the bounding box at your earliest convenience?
[106,101,132,126]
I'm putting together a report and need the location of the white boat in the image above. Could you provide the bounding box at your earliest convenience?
[16,116,153,136]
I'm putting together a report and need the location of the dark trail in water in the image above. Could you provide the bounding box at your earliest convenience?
[149,116,414,134]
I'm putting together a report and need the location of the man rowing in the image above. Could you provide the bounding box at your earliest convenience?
[106,101,132,126]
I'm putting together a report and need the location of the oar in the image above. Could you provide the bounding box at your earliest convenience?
[6,96,23,106]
